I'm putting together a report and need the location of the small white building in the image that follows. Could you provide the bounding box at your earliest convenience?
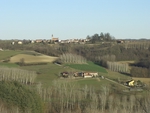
[83,72,98,78]
[31,40,35,43]
[18,41,23,44]
[83,75,93,78]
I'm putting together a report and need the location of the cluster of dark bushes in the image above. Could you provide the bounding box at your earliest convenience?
[130,66,150,78]
[87,32,115,43]
[130,59,150,78]
[131,58,150,68]
[0,81,43,113]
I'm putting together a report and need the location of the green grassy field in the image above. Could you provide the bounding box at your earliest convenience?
[20,63,77,87]
[74,78,110,87]
[100,70,131,81]
[66,61,107,73]
[0,62,19,67]
[0,50,22,60]
[18,61,109,88]
[0,50,132,89]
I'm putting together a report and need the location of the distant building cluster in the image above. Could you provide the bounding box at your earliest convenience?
[59,38,89,44]
[61,71,98,78]
[11,35,90,45]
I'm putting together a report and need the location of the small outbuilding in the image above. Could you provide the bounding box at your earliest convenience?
[18,41,23,44]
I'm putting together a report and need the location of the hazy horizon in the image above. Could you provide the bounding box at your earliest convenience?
[0,0,150,40]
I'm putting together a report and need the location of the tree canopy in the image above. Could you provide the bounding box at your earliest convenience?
[0,81,43,113]
[86,32,115,43]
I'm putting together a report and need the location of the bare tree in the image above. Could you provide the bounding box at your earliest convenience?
[0,67,36,84]
[59,53,87,64]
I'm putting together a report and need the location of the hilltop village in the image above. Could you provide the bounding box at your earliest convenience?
[0,33,150,113]
[10,35,90,45]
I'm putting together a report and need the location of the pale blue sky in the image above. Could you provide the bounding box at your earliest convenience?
[0,0,150,40]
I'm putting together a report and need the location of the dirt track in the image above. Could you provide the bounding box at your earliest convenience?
[105,77,130,88]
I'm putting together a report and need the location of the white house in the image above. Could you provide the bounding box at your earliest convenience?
[83,72,98,78]
[18,41,23,44]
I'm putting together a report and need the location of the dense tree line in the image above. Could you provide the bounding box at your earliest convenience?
[107,61,129,73]
[132,58,150,68]
[71,44,150,63]
[130,59,150,78]
[36,80,150,113]
[1,72,150,113]
[87,32,115,43]
[124,42,150,50]
[130,66,150,78]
